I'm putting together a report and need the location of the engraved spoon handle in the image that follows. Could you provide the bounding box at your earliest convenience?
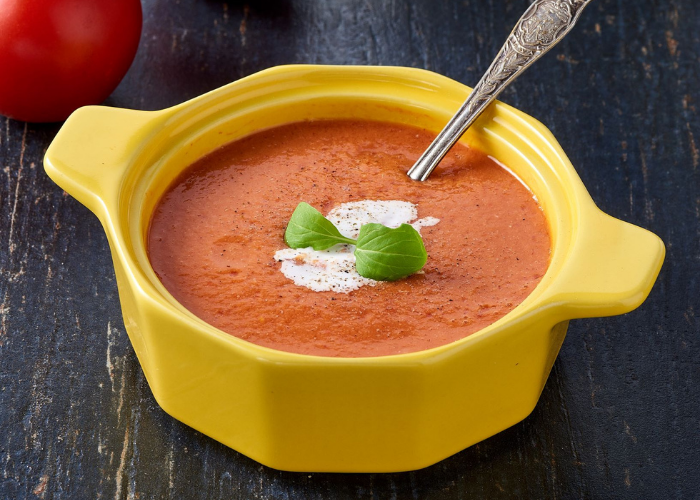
[407,0,594,181]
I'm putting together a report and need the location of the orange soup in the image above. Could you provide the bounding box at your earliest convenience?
[148,120,550,357]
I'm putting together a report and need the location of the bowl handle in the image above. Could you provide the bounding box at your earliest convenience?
[44,106,161,215]
[545,209,665,319]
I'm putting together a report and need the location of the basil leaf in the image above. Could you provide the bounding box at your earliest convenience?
[354,223,428,281]
[284,202,356,250]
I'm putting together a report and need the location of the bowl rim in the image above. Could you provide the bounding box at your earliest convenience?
[44,64,665,365]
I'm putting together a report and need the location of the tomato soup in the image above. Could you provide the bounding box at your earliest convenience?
[148,120,550,357]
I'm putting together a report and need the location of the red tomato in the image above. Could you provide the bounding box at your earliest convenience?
[0,0,142,122]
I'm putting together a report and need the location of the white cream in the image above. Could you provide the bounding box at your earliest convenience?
[274,200,439,293]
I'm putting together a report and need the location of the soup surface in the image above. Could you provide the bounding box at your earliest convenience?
[148,120,550,357]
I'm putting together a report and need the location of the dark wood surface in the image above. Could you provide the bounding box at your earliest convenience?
[1,0,698,498]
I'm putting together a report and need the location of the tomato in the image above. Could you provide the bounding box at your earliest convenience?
[0,0,142,122]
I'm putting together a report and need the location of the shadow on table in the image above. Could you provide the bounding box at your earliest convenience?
[204,0,292,18]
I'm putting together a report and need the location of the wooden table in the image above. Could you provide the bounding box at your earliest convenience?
[1,0,698,498]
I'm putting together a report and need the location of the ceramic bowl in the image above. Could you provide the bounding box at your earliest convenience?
[44,65,664,472]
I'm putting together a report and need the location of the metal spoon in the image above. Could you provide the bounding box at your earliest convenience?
[407,0,594,181]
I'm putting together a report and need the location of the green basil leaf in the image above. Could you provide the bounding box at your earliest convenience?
[284,202,356,250]
[354,223,428,281]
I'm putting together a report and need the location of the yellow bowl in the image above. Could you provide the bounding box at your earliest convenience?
[43,65,664,473]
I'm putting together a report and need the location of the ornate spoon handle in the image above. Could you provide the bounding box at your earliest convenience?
[407,0,594,181]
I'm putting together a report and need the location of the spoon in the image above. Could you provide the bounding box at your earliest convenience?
[407,0,594,181]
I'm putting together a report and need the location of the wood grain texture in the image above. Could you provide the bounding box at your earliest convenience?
[1,0,698,498]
